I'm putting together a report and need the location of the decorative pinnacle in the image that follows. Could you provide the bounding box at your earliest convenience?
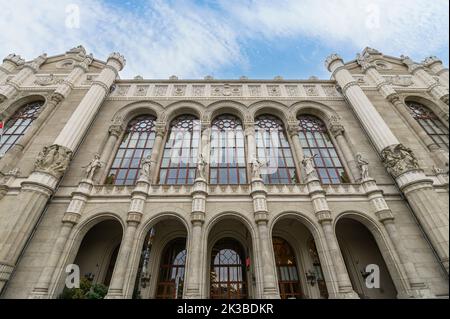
[325,53,343,72]
[3,53,25,66]
[107,52,126,71]
[422,56,442,66]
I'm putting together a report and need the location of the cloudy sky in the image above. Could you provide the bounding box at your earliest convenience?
[0,0,448,79]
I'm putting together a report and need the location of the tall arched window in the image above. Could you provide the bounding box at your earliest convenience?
[255,115,298,184]
[159,115,200,185]
[0,101,44,157]
[210,238,248,299]
[406,101,449,150]
[298,115,348,184]
[156,238,187,299]
[210,114,247,184]
[272,237,303,299]
[107,115,156,185]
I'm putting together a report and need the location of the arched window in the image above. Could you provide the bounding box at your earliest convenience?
[255,115,298,184]
[159,115,200,185]
[0,101,44,157]
[406,101,449,150]
[272,237,303,299]
[210,238,248,299]
[298,115,348,184]
[156,238,187,299]
[210,114,247,184]
[107,115,156,185]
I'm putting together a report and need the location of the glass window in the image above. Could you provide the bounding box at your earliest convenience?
[272,237,303,299]
[406,102,449,150]
[159,115,200,185]
[156,238,187,299]
[210,115,247,184]
[255,115,298,184]
[107,115,157,186]
[298,115,349,184]
[0,101,44,157]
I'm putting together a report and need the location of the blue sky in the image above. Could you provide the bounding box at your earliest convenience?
[0,0,448,79]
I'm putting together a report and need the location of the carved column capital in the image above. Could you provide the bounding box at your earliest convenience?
[34,144,73,179]
[108,124,124,138]
[329,124,345,138]
[381,144,421,178]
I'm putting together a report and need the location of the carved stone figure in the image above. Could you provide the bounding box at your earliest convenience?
[197,154,207,180]
[302,154,318,179]
[251,157,264,180]
[139,155,153,181]
[34,144,72,178]
[381,144,420,177]
[83,153,102,180]
[356,153,370,181]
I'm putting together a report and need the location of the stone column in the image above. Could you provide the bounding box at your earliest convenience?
[356,55,448,167]
[29,179,93,298]
[244,121,257,180]
[0,54,47,103]
[361,178,433,298]
[149,123,166,185]
[0,52,125,294]
[96,123,124,183]
[326,54,449,273]
[184,177,208,299]
[0,54,25,84]
[250,177,280,299]
[422,56,449,88]
[0,54,94,173]
[287,124,305,182]
[305,170,359,298]
[106,179,147,299]
[328,121,360,182]
[402,56,449,105]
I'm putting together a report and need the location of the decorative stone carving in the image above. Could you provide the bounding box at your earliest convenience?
[34,144,72,178]
[267,85,281,96]
[116,85,130,96]
[323,85,339,97]
[388,75,414,87]
[173,85,186,96]
[83,153,102,180]
[356,53,375,71]
[286,85,299,96]
[381,144,420,177]
[108,52,126,70]
[197,154,207,180]
[374,60,392,70]
[302,154,318,179]
[139,155,153,181]
[3,53,25,66]
[134,85,149,96]
[325,53,343,71]
[192,85,205,96]
[248,85,261,97]
[68,45,86,55]
[251,157,264,180]
[356,153,370,181]
[211,84,242,97]
[304,85,319,96]
[34,74,64,86]
[154,85,168,96]
[24,54,47,72]
[56,59,75,70]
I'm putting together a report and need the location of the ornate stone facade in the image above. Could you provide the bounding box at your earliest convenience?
[0,47,448,300]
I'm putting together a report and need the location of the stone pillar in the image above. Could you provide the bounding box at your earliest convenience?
[0,54,25,84]
[328,121,360,182]
[149,123,166,184]
[29,179,93,298]
[244,121,257,179]
[97,123,124,183]
[0,55,94,173]
[0,54,47,103]
[326,53,449,273]
[0,52,125,294]
[250,177,280,299]
[422,56,449,88]
[356,55,448,167]
[54,53,125,151]
[361,178,434,298]
[184,178,208,299]
[106,180,147,299]
[305,171,359,298]
[402,56,449,105]
[287,124,305,182]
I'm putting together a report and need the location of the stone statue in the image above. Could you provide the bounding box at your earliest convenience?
[197,154,207,180]
[251,157,264,180]
[356,153,370,181]
[139,155,153,181]
[83,153,102,180]
[302,154,318,179]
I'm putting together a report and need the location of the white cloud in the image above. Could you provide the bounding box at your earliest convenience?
[0,0,448,79]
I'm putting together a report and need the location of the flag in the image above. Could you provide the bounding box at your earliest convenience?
[0,120,4,137]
